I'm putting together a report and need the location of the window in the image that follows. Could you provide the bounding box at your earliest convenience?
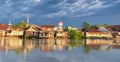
[7,30,11,33]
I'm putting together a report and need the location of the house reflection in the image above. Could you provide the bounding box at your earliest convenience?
[0,38,23,52]
[39,39,70,51]
[1,38,120,55]
[39,39,55,51]
[23,40,36,55]
[55,39,70,51]
[83,39,120,54]
[0,38,36,55]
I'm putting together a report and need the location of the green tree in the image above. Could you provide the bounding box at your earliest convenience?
[90,25,99,29]
[82,22,90,31]
[101,24,107,27]
[82,22,90,38]
[70,30,83,39]
[64,26,71,33]
[17,21,26,28]
[64,26,83,40]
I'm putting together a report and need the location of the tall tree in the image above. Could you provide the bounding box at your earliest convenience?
[82,22,90,31]
[82,22,90,38]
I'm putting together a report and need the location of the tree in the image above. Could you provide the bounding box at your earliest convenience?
[16,21,26,28]
[82,22,90,31]
[64,26,83,40]
[101,24,107,27]
[64,26,71,33]
[70,30,83,39]
[90,25,99,29]
[82,22,90,38]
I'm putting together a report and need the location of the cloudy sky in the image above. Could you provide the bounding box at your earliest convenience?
[0,0,120,27]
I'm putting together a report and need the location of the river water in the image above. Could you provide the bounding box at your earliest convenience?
[0,38,120,62]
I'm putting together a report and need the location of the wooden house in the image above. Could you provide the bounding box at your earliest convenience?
[6,26,24,37]
[86,29,112,38]
[0,24,10,37]
[25,25,40,38]
[39,25,55,39]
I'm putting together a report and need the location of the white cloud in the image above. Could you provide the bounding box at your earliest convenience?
[21,7,30,11]
[23,0,41,6]
[72,12,95,17]
[45,10,67,18]
[47,0,120,18]
[34,0,41,3]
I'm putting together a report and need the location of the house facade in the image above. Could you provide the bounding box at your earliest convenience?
[6,26,24,37]
[0,24,10,37]
[86,29,112,38]
[39,25,55,39]
[25,25,40,38]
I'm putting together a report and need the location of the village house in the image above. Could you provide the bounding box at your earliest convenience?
[86,29,112,38]
[24,24,40,38]
[39,25,55,39]
[106,25,120,38]
[0,24,10,37]
[6,26,24,37]
[0,24,24,38]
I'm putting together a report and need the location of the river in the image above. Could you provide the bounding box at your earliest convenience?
[0,38,120,62]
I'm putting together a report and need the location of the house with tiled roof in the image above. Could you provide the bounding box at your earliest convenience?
[25,24,40,38]
[106,25,120,39]
[86,29,112,38]
[0,24,10,37]
[39,25,55,39]
[6,26,24,37]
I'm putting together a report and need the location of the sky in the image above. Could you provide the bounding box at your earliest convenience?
[0,0,120,27]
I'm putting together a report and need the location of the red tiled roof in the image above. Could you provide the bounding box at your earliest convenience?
[0,24,10,30]
[31,24,41,30]
[9,26,24,30]
[40,25,55,28]
[106,25,120,28]
[88,29,101,32]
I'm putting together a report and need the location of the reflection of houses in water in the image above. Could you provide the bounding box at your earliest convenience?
[39,39,69,51]
[85,39,113,50]
[55,39,69,50]
[86,39,113,45]
[0,38,36,55]
[39,39,55,51]
[85,39,120,50]
[23,40,36,54]
[0,38,23,54]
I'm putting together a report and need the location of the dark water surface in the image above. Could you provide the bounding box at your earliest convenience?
[0,38,120,62]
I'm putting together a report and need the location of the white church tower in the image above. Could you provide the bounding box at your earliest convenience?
[58,21,63,31]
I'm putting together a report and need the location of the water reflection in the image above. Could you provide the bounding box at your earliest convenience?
[0,38,120,62]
